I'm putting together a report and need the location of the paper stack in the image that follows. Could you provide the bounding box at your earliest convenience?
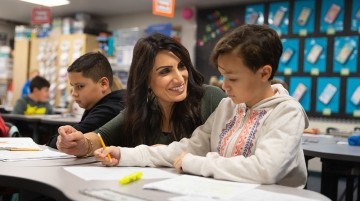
[0,137,41,151]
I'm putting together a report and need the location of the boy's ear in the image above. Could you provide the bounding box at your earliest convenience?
[99,77,110,89]
[260,65,272,81]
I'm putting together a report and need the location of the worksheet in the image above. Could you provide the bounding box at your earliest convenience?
[64,166,178,181]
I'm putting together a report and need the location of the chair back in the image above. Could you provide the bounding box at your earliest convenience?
[5,122,21,137]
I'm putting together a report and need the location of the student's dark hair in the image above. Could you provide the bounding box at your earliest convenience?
[67,52,113,86]
[123,33,205,146]
[211,24,283,80]
[29,76,50,92]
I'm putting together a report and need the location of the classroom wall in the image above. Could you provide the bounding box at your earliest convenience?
[196,0,360,121]
[101,7,198,63]
[309,118,359,132]
[101,5,360,131]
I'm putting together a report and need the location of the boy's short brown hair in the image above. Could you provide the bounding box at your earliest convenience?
[68,52,113,85]
[29,76,50,92]
[211,24,283,80]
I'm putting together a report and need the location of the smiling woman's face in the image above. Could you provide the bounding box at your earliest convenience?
[149,50,188,109]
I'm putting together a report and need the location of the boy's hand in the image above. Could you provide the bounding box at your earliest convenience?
[304,128,320,135]
[94,146,120,166]
[56,125,86,156]
[174,152,187,173]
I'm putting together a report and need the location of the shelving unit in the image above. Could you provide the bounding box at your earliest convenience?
[12,33,98,107]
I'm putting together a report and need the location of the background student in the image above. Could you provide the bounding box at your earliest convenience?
[11,75,53,140]
[47,52,126,148]
[56,33,226,157]
[95,24,309,188]
[12,75,53,115]
[21,69,39,97]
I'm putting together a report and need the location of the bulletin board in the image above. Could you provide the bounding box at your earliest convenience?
[195,0,360,120]
[195,6,243,82]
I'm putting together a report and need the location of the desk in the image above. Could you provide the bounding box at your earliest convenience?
[0,105,13,113]
[1,114,47,143]
[0,113,46,123]
[0,158,330,201]
[53,107,69,114]
[1,114,80,143]
[39,115,81,144]
[40,115,80,126]
[303,134,360,201]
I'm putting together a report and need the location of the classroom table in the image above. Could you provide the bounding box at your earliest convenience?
[0,113,47,123]
[53,107,70,114]
[1,114,80,143]
[0,156,330,201]
[1,114,49,143]
[0,105,13,113]
[302,134,360,201]
[40,114,80,126]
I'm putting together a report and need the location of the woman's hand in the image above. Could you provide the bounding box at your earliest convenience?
[56,125,86,156]
[94,146,120,166]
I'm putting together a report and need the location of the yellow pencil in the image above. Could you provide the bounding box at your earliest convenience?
[97,133,112,162]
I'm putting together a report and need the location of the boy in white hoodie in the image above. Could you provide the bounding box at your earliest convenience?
[94,24,309,188]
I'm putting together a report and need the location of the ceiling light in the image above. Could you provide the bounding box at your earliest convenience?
[20,0,70,7]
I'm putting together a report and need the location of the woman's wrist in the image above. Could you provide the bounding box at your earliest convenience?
[80,136,93,157]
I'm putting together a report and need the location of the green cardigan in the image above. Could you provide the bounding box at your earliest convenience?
[97,85,226,146]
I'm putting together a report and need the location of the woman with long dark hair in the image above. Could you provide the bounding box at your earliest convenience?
[56,33,226,157]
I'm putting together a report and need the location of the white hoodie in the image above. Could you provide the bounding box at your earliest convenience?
[119,84,309,188]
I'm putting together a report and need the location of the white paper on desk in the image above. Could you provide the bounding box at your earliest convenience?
[143,175,259,200]
[64,167,178,181]
[169,189,320,201]
[0,149,75,161]
[302,133,332,138]
[0,137,41,151]
[236,189,320,201]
